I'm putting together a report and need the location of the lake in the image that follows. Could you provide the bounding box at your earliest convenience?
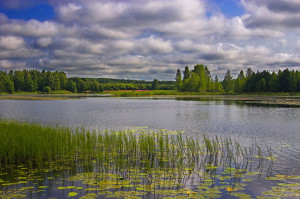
[0,97,300,198]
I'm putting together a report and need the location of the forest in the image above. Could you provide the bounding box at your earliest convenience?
[175,64,300,93]
[0,66,300,94]
[0,70,173,93]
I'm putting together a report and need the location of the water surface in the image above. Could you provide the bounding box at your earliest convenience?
[0,97,300,198]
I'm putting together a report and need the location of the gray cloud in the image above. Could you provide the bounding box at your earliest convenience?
[0,0,299,80]
[0,19,59,37]
[242,0,300,30]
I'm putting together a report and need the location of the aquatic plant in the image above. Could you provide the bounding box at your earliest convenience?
[0,120,279,198]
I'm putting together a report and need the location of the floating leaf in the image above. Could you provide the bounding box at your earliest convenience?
[68,192,78,197]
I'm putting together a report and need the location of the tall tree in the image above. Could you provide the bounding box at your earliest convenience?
[175,68,183,91]
[223,69,233,92]
[183,66,190,81]
[152,79,159,90]
[269,72,279,92]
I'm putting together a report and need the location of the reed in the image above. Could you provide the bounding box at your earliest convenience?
[0,120,270,173]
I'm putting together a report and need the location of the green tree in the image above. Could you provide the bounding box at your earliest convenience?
[53,71,61,91]
[214,75,223,92]
[183,66,190,81]
[6,80,14,94]
[269,72,278,92]
[24,70,35,92]
[246,68,253,77]
[256,78,266,92]
[223,69,233,92]
[77,79,87,92]
[289,71,297,92]
[175,69,183,91]
[43,86,51,94]
[66,80,77,93]
[234,70,245,93]
[14,70,24,91]
[91,80,102,93]
[59,72,68,90]
[278,68,290,92]
[190,72,200,92]
[193,64,206,92]
[152,79,159,90]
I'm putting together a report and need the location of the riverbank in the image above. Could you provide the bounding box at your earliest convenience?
[0,93,112,100]
[1,91,300,106]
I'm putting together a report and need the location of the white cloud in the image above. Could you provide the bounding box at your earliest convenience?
[0,19,59,37]
[0,59,26,69]
[36,37,53,48]
[241,0,300,30]
[0,36,25,50]
[0,0,299,79]
[134,36,173,54]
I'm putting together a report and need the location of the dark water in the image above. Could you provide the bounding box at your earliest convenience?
[0,97,300,198]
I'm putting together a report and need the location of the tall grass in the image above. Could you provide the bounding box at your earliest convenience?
[0,120,268,173]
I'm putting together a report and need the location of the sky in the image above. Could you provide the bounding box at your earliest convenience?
[0,0,300,80]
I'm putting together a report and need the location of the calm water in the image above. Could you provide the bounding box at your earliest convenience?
[0,97,299,145]
[1,97,300,198]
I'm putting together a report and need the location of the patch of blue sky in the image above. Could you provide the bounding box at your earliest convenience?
[0,3,54,21]
[206,0,245,18]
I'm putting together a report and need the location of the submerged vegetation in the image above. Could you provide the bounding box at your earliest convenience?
[1,120,299,198]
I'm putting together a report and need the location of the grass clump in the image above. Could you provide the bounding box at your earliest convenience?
[0,120,269,173]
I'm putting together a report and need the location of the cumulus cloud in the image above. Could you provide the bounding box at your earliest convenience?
[0,19,59,37]
[0,36,25,50]
[242,0,300,30]
[134,36,173,54]
[0,59,27,70]
[0,0,299,79]
[36,37,52,48]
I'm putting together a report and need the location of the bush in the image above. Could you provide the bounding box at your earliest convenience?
[43,86,51,94]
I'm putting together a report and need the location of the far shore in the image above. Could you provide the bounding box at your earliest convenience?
[1,92,300,106]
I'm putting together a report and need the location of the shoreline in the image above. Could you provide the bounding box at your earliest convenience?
[1,93,300,106]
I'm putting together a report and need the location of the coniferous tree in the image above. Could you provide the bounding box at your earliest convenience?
[183,66,190,81]
[175,69,183,91]
[223,69,233,92]
[152,79,159,90]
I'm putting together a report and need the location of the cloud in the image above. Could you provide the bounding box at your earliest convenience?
[134,36,173,54]
[0,36,25,50]
[242,0,300,30]
[0,19,59,37]
[0,0,299,80]
[36,37,53,48]
[0,0,41,9]
[0,48,41,59]
[0,59,27,70]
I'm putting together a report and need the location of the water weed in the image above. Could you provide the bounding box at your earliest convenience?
[0,120,295,198]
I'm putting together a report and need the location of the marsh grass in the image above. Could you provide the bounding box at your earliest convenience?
[0,120,268,172]
[0,120,284,198]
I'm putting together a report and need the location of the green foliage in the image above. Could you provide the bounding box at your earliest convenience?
[180,65,219,92]
[66,80,77,93]
[183,66,190,81]
[175,68,183,91]
[223,69,233,92]
[43,86,51,94]
[151,79,159,90]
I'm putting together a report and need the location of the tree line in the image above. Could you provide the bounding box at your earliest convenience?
[222,68,300,93]
[175,65,300,93]
[175,64,223,92]
[1,66,299,94]
[0,70,173,94]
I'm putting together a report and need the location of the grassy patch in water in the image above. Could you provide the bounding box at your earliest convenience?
[1,120,293,199]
